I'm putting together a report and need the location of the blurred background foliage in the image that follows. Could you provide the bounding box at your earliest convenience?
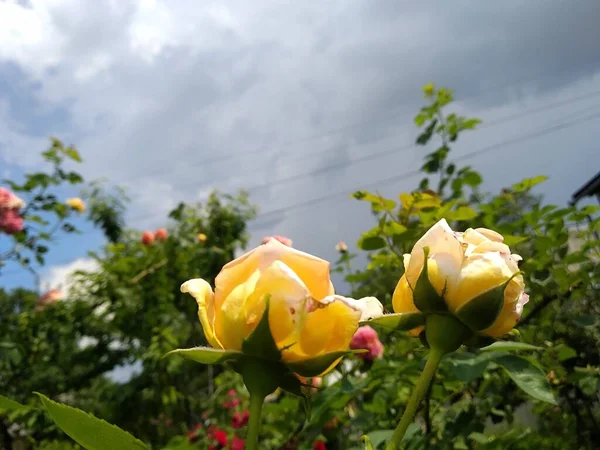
[1,85,598,450]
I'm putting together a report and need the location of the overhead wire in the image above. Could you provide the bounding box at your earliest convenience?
[101,62,600,184]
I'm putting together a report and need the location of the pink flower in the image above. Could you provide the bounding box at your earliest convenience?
[350,325,384,360]
[230,437,245,450]
[0,187,25,209]
[231,410,249,429]
[0,208,24,234]
[261,235,293,247]
[35,289,63,312]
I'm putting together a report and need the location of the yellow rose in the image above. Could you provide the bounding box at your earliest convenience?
[393,219,528,338]
[66,197,86,214]
[181,239,383,371]
[197,233,207,242]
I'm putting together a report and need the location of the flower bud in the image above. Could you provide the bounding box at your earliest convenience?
[66,197,86,214]
[393,219,528,342]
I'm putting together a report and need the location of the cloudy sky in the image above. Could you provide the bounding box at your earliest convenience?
[1,0,600,293]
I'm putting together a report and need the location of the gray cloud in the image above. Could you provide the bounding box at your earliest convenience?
[1,0,600,291]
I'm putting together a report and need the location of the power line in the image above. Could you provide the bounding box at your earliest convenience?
[128,90,600,205]
[252,110,600,221]
[103,63,600,184]
[3,103,600,280]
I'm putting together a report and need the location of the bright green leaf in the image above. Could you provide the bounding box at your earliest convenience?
[502,235,529,246]
[383,221,407,236]
[446,206,478,221]
[0,395,31,414]
[286,350,365,377]
[35,393,148,450]
[511,175,548,192]
[164,347,243,365]
[365,312,426,331]
[64,148,83,162]
[479,342,541,352]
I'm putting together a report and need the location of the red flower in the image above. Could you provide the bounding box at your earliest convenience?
[154,228,168,241]
[282,440,298,450]
[187,423,203,444]
[350,325,384,360]
[227,389,237,397]
[230,437,245,449]
[141,231,154,246]
[313,440,327,450]
[212,429,228,447]
[324,417,339,430]
[231,410,249,429]
[222,398,240,409]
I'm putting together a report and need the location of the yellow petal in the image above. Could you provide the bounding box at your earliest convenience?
[214,239,332,307]
[214,270,261,350]
[481,290,528,337]
[277,244,332,301]
[405,219,463,289]
[180,279,222,348]
[245,260,311,347]
[445,252,519,312]
[474,227,504,242]
[392,275,423,336]
[290,298,361,362]
[214,248,261,309]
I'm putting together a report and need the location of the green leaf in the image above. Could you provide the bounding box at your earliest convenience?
[571,315,597,327]
[365,312,426,331]
[494,355,557,404]
[286,350,365,377]
[511,175,548,192]
[446,206,478,221]
[462,171,482,187]
[360,434,376,450]
[363,430,393,449]
[480,342,541,352]
[164,347,243,365]
[35,393,148,450]
[447,352,497,383]
[555,344,577,362]
[241,297,281,361]
[278,372,312,421]
[0,395,31,414]
[455,281,507,331]
[383,221,407,236]
[502,235,529,246]
[64,148,83,162]
[358,235,386,251]
[412,247,447,313]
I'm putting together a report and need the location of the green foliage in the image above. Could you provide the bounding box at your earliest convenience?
[337,84,600,449]
[1,138,85,272]
[2,84,599,450]
[35,393,148,450]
